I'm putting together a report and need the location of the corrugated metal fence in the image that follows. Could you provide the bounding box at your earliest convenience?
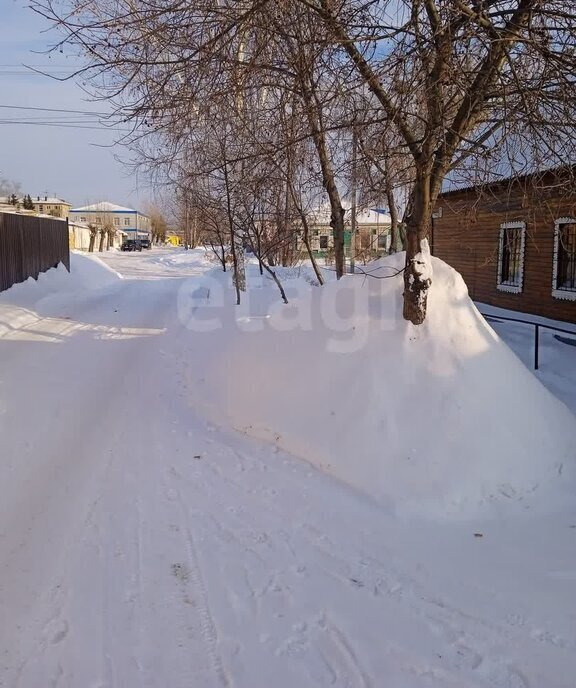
[0,212,70,293]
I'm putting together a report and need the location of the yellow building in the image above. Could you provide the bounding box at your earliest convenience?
[31,196,72,219]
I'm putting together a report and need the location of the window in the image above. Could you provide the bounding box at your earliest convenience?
[39,205,44,212]
[319,235,329,249]
[114,217,120,226]
[497,221,525,293]
[377,234,388,249]
[124,218,130,226]
[80,217,86,223]
[552,218,576,300]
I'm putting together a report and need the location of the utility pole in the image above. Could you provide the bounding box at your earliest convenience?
[184,194,190,249]
[191,206,197,248]
[349,125,358,274]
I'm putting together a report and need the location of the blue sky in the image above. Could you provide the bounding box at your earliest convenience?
[1,0,149,208]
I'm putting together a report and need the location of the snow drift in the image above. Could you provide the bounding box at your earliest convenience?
[191,251,576,518]
[0,252,121,308]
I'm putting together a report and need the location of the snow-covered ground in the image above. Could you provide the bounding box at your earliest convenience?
[475,303,576,414]
[0,247,575,688]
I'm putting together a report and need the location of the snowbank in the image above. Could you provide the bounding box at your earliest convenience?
[191,252,576,519]
[0,252,121,308]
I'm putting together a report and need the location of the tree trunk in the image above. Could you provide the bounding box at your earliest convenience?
[330,204,345,278]
[300,213,324,286]
[302,234,324,285]
[256,230,264,275]
[263,261,288,304]
[386,186,399,254]
[299,75,345,278]
[287,179,325,286]
[403,178,433,325]
[88,234,95,252]
[222,159,245,304]
[232,231,246,296]
[98,230,106,252]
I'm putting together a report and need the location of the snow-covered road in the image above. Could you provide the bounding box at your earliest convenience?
[1,249,575,688]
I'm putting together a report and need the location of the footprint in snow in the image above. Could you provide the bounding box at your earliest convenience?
[47,619,69,645]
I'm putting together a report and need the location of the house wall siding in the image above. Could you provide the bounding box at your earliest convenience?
[432,184,576,323]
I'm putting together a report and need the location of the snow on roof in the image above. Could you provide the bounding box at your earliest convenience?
[0,206,67,221]
[31,197,70,205]
[1,196,69,205]
[71,201,138,213]
[0,205,26,215]
[440,163,576,196]
[310,202,391,225]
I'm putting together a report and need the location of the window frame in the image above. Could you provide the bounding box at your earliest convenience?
[496,221,526,294]
[319,235,329,250]
[552,217,576,301]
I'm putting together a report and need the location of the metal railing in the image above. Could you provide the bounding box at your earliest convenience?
[479,311,576,370]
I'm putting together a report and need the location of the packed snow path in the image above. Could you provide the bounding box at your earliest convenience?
[0,249,575,688]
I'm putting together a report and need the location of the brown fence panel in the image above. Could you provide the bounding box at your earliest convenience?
[0,212,70,293]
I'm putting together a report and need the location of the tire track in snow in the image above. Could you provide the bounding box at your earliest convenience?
[169,444,573,688]
[168,460,379,687]
[168,468,233,688]
[324,616,373,688]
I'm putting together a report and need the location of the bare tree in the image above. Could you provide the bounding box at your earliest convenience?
[297,0,576,322]
[146,204,169,244]
[87,223,98,253]
[106,225,116,250]
[33,0,576,323]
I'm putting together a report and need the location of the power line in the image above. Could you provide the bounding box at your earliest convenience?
[0,71,81,77]
[0,64,83,72]
[0,105,139,131]
[0,64,83,67]
[0,116,106,122]
[0,120,131,131]
[0,70,77,74]
[0,104,121,117]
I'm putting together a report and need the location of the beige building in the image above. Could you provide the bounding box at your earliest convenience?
[31,196,72,219]
[0,195,71,219]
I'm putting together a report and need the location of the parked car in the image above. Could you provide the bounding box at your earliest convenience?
[121,239,142,252]
[140,238,152,250]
